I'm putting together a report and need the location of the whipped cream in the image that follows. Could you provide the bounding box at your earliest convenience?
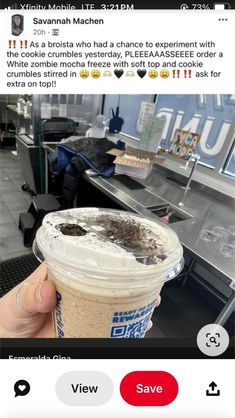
[35,208,182,275]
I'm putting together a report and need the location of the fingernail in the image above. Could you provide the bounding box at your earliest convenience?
[146,320,153,331]
[36,281,45,303]
[156,295,161,307]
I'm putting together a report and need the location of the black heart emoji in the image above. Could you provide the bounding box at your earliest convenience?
[137,69,146,78]
[114,69,124,78]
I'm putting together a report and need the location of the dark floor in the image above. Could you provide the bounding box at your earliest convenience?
[0,149,33,261]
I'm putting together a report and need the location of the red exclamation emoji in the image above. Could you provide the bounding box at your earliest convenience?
[9,40,12,48]
[184,69,187,78]
[177,69,180,78]
[173,69,176,78]
[20,40,23,48]
[13,40,16,48]
[24,40,28,48]
[189,70,192,78]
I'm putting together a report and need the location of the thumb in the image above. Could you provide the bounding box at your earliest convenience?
[1,264,56,323]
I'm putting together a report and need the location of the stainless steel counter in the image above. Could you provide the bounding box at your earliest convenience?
[84,166,235,287]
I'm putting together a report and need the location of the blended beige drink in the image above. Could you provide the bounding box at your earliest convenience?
[34,208,183,338]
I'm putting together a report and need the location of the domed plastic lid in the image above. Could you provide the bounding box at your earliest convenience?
[35,208,183,275]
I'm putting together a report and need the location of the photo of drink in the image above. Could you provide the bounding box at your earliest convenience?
[34,208,184,338]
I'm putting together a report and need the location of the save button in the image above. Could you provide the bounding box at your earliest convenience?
[120,371,178,406]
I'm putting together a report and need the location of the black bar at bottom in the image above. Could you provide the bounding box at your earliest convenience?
[1,338,234,359]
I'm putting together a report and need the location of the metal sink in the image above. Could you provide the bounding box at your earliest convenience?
[167,205,193,223]
[147,203,193,223]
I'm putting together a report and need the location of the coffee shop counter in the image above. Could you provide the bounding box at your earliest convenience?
[83,166,235,325]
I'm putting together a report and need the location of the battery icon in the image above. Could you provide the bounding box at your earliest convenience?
[213,3,231,9]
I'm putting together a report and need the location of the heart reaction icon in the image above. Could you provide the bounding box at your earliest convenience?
[14,380,31,397]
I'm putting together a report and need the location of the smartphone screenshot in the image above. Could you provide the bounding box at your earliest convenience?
[0,1,234,417]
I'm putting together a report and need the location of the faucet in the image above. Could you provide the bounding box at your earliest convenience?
[157,146,200,206]
[178,154,200,207]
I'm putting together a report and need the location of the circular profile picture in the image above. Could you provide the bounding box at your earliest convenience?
[12,14,24,36]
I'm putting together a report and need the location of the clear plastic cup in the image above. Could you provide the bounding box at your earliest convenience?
[34,208,184,338]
